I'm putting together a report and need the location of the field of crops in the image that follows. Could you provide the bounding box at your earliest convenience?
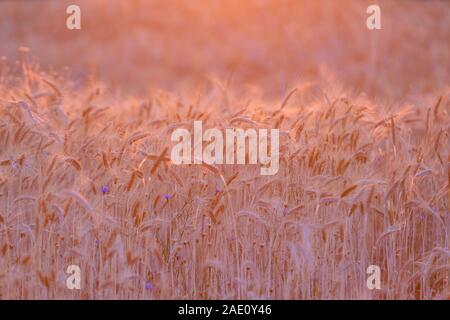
[0,0,448,299]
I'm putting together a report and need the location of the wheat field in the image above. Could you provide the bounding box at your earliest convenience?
[0,0,449,300]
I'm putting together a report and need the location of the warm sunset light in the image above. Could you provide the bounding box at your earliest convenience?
[0,0,448,306]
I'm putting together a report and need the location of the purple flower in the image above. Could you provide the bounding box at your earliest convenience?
[101,185,110,194]
[145,282,154,290]
[164,194,171,200]
[95,239,101,246]
[215,187,221,194]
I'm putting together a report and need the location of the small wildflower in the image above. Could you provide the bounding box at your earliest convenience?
[164,194,171,200]
[140,101,148,108]
[145,282,154,290]
[101,185,110,194]
[95,239,101,246]
[215,187,221,194]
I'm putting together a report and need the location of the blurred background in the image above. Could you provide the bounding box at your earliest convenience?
[0,0,449,100]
